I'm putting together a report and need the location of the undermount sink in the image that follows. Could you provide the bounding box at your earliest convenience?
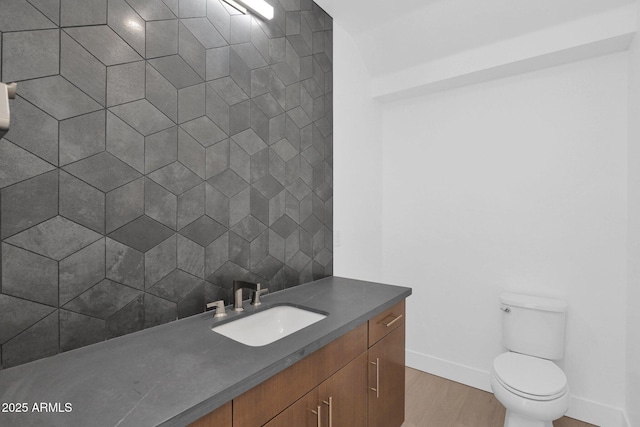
[211,305,327,347]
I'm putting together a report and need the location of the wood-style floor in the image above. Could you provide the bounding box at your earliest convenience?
[402,367,596,427]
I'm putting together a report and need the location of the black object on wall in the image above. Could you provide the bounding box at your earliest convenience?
[0,0,333,369]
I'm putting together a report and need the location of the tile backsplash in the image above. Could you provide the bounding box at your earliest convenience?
[0,0,332,369]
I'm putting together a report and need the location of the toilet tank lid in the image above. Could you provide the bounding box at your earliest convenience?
[499,293,568,312]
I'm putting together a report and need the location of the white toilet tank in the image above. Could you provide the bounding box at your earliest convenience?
[500,292,568,360]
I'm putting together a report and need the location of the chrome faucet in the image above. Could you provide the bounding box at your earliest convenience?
[233,280,269,311]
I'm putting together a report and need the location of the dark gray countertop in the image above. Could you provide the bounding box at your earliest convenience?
[0,276,411,427]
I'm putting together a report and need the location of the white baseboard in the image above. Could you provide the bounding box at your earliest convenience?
[406,349,627,427]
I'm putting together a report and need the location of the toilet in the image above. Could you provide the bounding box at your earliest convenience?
[490,293,570,427]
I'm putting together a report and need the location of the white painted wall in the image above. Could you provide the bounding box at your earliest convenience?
[332,22,383,281]
[626,4,640,426]
[380,54,628,425]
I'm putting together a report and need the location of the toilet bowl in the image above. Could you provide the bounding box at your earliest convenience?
[491,352,569,427]
[490,293,570,427]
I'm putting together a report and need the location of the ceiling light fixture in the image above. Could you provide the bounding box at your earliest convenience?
[222,0,274,20]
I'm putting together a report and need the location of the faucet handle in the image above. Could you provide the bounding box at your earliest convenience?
[206,300,227,318]
[251,288,269,306]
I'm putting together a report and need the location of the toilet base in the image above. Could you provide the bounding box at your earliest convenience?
[504,410,553,427]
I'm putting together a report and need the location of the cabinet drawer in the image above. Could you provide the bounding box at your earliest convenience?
[368,300,405,347]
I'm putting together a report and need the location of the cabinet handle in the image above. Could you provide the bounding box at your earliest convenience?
[370,358,380,398]
[322,396,333,427]
[379,313,403,328]
[311,405,322,427]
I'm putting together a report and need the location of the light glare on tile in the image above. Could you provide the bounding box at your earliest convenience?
[222,0,274,20]
[126,19,143,31]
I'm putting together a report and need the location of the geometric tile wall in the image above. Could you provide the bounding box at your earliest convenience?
[0,0,332,369]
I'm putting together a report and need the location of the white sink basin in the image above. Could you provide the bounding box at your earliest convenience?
[211,305,327,347]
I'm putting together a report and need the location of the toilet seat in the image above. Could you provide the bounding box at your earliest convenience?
[493,352,568,401]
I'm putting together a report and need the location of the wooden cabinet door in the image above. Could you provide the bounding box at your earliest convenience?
[264,388,321,427]
[368,325,405,427]
[318,352,368,427]
[187,401,232,427]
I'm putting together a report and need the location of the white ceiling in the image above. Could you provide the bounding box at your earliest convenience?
[315,0,637,76]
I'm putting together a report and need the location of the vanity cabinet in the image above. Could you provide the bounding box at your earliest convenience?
[190,299,405,427]
[187,401,231,427]
[368,300,406,427]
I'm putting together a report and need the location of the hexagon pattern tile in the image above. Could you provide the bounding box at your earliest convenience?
[0,0,332,369]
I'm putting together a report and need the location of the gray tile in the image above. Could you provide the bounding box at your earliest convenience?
[179,0,205,17]
[229,14,251,44]
[207,169,248,198]
[110,99,175,137]
[177,283,204,318]
[250,147,269,183]
[286,11,300,36]
[302,214,322,235]
[251,66,270,98]
[147,161,203,195]
[269,113,286,144]
[2,29,59,82]
[148,55,203,90]
[2,243,58,306]
[229,232,250,269]
[269,37,286,64]
[107,61,145,107]
[289,251,311,273]
[179,21,206,79]
[61,0,106,26]
[59,239,105,306]
[271,61,298,86]
[278,0,299,12]
[145,177,177,230]
[178,83,206,124]
[182,18,227,49]
[0,0,57,32]
[163,0,179,13]
[60,32,106,107]
[206,0,230,42]
[60,310,105,352]
[144,293,177,328]
[0,139,55,189]
[232,43,268,70]
[208,76,248,106]
[105,177,144,233]
[106,295,145,339]
[231,128,267,156]
[229,99,250,136]
[255,255,283,280]
[229,187,249,227]
[180,215,226,247]
[206,46,230,82]
[268,189,285,225]
[147,269,201,302]
[205,140,229,179]
[106,111,145,173]
[181,116,227,147]
[253,174,284,199]
[63,152,142,193]
[231,215,266,243]
[251,20,270,61]
[0,294,55,344]
[287,105,312,128]
[26,0,61,24]
[63,279,142,320]
[2,312,58,368]
[205,183,229,226]
[206,260,249,289]
[254,92,284,118]
[146,19,178,59]
[105,238,144,289]
[145,126,178,173]
[178,129,206,179]
[230,141,250,182]
[272,138,298,162]
[59,111,106,166]
[204,280,229,305]
[146,63,178,123]
[288,177,311,201]
[205,232,228,278]
[108,215,174,253]
[269,229,285,262]
[229,47,251,97]
[145,234,177,287]
[3,97,58,165]
[177,182,205,230]
[64,26,142,66]
[269,148,286,185]
[0,170,58,240]
[60,170,105,234]
[6,216,102,261]
[177,233,205,278]
[250,101,269,144]
[19,75,103,120]
[107,0,145,57]
[271,214,297,238]
[125,0,176,20]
